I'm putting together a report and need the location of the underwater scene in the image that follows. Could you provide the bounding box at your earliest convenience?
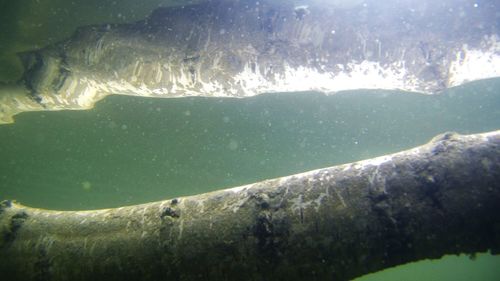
[0,0,499,280]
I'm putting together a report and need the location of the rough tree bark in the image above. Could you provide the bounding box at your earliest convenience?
[1,0,499,124]
[0,130,499,281]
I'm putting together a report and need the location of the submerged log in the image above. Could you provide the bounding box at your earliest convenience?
[1,0,500,123]
[0,130,499,280]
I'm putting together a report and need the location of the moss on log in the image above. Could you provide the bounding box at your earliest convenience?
[1,131,499,281]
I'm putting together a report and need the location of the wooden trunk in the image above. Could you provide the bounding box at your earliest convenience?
[1,131,499,281]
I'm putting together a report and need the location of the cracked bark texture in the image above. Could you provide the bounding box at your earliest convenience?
[0,130,499,281]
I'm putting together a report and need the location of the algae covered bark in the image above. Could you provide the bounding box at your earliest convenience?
[1,0,499,124]
[0,130,499,281]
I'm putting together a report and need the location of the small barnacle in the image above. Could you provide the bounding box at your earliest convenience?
[160,207,180,219]
[430,132,458,143]
[430,132,459,155]
[294,5,310,20]
[0,200,13,215]
[1,200,12,208]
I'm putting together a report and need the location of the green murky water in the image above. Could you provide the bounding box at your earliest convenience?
[1,0,499,280]
[1,80,499,210]
[1,79,499,280]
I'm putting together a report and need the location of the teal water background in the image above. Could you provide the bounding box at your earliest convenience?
[1,0,499,279]
[1,80,499,210]
[0,79,499,280]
